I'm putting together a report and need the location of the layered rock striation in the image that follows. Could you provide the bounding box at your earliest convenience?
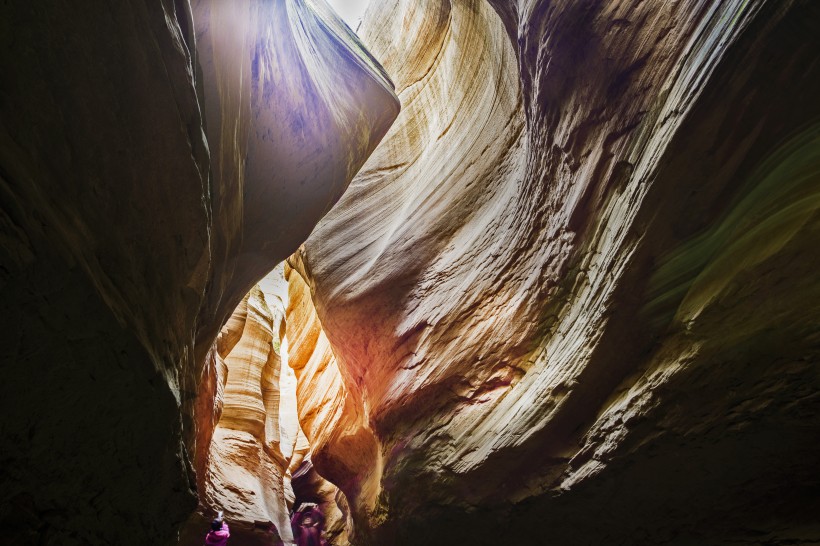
[2,0,819,544]
[197,279,293,545]
[285,262,380,526]
[291,0,820,543]
[0,0,397,543]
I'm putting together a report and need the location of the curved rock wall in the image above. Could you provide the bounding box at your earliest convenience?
[184,266,352,546]
[0,0,397,543]
[0,1,210,542]
[293,0,820,543]
[190,0,399,338]
[3,0,818,543]
[206,284,292,543]
[285,262,381,522]
[183,268,299,546]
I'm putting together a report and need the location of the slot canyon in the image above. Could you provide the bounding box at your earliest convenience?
[1,0,819,544]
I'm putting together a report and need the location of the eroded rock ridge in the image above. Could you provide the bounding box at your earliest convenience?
[0,0,397,543]
[1,0,818,545]
[290,1,820,544]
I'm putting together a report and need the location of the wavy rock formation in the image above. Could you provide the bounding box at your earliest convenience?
[285,263,381,523]
[190,0,399,340]
[291,0,820,543]
[203,282,292,544]
[0,0,397,543]
[183,267,334,546]
[3,0,819,544]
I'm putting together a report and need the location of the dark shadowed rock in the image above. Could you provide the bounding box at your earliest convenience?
[0,0,397,543]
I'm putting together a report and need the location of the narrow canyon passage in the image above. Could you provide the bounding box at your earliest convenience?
[179,264,358,546]
[1,1,819,546]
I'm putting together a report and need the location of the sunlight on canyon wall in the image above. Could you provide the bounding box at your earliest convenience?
[1,0,818,545]
[287,1,820,543]
[0,0,396,543]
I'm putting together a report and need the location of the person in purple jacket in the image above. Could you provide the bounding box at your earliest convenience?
[205,510,230,546]
[291,503,327,546]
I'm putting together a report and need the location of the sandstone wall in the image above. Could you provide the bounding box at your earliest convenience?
[292,1,820,543]
[285,262,381,525]
[181,265,303,545]
[2,0,818,543]
[290,455,353,546]
[206,283,292,544]
[0,0,397,543]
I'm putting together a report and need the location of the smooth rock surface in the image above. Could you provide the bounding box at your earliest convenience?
[291,0,820,543]
[2,0,819,544]
[0,0,398,543]
[285,262,381,522]
[206,286,292,544]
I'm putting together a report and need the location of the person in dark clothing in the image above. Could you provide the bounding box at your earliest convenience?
[291,503,328,546]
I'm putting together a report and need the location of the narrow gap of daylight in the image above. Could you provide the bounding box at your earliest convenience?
[326,0,372,31]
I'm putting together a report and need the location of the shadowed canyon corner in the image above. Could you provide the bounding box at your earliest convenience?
[0,0,818,545]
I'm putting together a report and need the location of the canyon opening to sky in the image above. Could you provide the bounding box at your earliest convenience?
[326,0,372,30]
[1,1,819,546]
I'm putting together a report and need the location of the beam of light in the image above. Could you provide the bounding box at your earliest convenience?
[325,0,372,31]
